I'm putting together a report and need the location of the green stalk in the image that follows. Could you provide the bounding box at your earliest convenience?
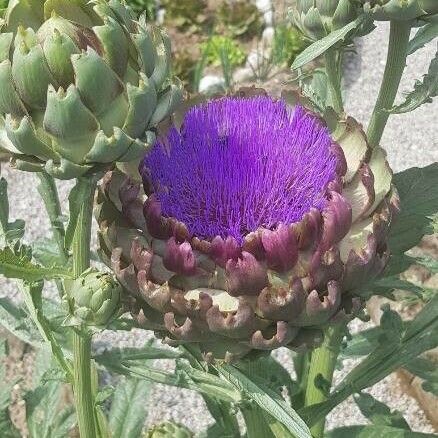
[71,177,97,438]
[36,171,68,263]
[324,49,344,114]
[367,21,411,147]
[241,405,275,438]
[304,323,346,438]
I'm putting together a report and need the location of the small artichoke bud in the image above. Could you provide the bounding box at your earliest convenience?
[67,269,122,328]
[146,422,193,438]
[292,0,359,41]
[357,0,438,21]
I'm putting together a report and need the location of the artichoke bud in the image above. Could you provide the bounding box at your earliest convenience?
[0,0,182,180]
[66,269,122,328]
[146,422,193,438]
[357,0,438,21]
[292,0,359,41]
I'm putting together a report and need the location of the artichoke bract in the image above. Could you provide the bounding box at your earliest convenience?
[356,0,438,21]
[66,269,121,328]
[292,0,360,41]
[96,88,399,361]
[0,0,182,179]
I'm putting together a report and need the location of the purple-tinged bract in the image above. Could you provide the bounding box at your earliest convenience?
[143,97,338,242]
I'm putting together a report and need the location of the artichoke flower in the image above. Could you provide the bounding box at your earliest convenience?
[0,0,182,179]
[356,0,438,21]
[96,88,399,361]
[146,422,193,438]
[291,0,360,41]
[65,269,122,328]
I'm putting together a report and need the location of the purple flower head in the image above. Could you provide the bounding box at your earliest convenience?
[141,96,339,243]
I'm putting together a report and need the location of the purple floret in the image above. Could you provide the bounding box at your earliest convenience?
[142,96,338,242]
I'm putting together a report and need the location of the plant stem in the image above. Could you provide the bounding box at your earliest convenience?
[324,49,344,114]
[36,171,68,263]
[71,177,97,438]
[241,405,275,438]
[304,323,346,438]
[367,20,411,147]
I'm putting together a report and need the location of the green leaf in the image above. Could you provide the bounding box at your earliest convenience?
[416,256,438,274]
[109,378,151,438]
[0,245,73,281]
[0,353,21,438]
[390,164,438,254]
[292,15,369,70]
[93,342,183,364]
[353,393,410,429]
[404,357,438,396]
[408,23,438,55]
[359,276,424,300]
[33,238,69,268]
[0,297,43,347]
[389,51,438,114]
[0,177,25,246]
[301,296,438,427]
[215,364,312,438]
[25,381,76,438]
[326,425,436,437]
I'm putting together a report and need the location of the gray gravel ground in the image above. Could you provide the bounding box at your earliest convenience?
[1,22,437,435]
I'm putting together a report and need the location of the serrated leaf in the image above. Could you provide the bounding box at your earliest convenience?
[389,51,438,114]
[326,425,436,437]
[109,378,151,438]
[408,23,438,55]
[216,364,312,438]
[353,393,410,429]
[292,15,368,70]
[0,245,73,281]
[25,381,75,438]
[301,296,438,427]
[390,164,438,254]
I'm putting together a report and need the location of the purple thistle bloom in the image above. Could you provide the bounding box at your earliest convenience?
[141,96,339,242]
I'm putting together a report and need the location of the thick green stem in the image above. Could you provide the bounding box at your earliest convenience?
[71,177,97,438]
[241,405,275,438]
[367,21,411,147]
[73,332,95,438]
[324,49,344,114]
[304,323,346,438]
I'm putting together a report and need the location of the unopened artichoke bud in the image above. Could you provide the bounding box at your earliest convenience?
[292,0,360,41]
[146,422,193,438]
[67,269,122,328]
[356,0,438,21]
[96,88,399,361]
[0,0,182,180]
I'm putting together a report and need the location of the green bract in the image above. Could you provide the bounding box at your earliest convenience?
[292,0,360,41]
[357,0,438,21]
[0,0,182,179]
[66,269,122,327]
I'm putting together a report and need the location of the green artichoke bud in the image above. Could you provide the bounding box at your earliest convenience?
[356,0,438,21]
[96,88,398,361]
[292,0,360,41]
[66,269,122,327]
[0,0,182,179]
[146,422,193,438]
